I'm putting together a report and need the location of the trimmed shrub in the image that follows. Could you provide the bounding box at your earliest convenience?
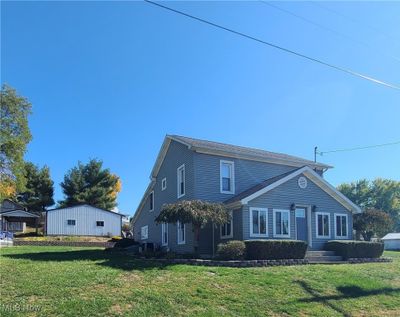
[325,240,384,260]
[217,240,246,260]
[113,238,138,248]
[244,240,308,260]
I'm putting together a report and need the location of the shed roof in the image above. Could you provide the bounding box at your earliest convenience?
[382,233,400,240]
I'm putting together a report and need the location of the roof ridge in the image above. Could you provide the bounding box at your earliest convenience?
[169,134,328,167]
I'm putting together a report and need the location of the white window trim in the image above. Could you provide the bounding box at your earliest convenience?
[161,178,167,191]
[96,220,105,227]
[249,207,268,238]
[334,213,349,239]
[177,221,186,245]
[220,211,233,239]
[141,225,148,240]
[273,209,291,238]
[149,191,154,212]
[177,164,186,198]
[161,223,168,246]
[315,212,331,239]
[220,160,235,194]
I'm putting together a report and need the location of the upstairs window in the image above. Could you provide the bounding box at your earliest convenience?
[220,160,235,194]
[273,209,290,238]
[316,212,330,238]
[162,178,167,191]
[149,191,154,212]
[67,219,76,226]
[220,211,233,239]
[335,214,348,238]
[96,221,104,227]
[177,164,185,198]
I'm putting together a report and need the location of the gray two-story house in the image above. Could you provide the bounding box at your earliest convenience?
[132,135,361,256]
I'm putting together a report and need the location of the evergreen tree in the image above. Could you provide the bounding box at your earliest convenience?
[17,162,54,213]
[59,159,121,210]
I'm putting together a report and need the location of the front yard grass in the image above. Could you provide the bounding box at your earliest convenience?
[0,246,399,317]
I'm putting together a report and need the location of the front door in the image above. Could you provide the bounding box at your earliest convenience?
[295,207,308,242]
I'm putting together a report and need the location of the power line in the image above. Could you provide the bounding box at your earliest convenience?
[318,140,400,155]
[309,1,400,47]
[144,0,400,91]
[259,0,400,63]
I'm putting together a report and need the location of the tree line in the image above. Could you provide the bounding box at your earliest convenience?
[0,84,121,213]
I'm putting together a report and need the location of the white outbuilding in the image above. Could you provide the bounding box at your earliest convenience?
[46,204,125,237]
[381,233,400,250]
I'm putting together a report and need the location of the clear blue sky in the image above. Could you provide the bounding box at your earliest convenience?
[2,1,399,216]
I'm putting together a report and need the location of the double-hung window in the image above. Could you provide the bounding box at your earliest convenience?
[334,214,348,238]
[220,160,235,194]
[273,209,290,238]
[250,207,268,237]
[177,165,185,198]
[141,225,148,240]
[149,191,154,212]
[316,212,330,238]
[220,211,233,239]
[161,223,168,246]
[177,221,185,244]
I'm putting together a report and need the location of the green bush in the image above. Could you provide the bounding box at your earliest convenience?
[217,240,246,260]
[113,238,138,248]
[325,240,384,260]
[244,240,308,260]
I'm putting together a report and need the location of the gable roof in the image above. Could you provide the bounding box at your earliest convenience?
[0,209,39,218]
[1,199,27,212]
[225,166,362,214]
[47,204,126,217]
[133,135,334,224]
[382,233,400,240]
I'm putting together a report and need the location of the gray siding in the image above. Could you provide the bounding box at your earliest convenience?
[193,152,296,202]
[243,173,353,249]
[133,140,195,253]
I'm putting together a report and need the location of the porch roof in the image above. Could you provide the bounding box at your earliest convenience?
[0,209,39,218]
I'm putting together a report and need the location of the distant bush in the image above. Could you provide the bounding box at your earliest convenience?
[244,240,308,260]
[326,240,384,259]
[217,240,246,260]
[113,238,138,248]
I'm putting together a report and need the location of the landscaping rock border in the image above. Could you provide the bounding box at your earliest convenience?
[348,257,392,264]
[14,240,115,248]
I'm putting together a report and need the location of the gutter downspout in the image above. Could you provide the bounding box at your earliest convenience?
[212,221,215,258]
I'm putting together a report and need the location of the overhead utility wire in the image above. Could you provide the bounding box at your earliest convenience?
[259,0,400,63]
[144,0,400,91]
[309,1,400,46]
[318,140,400,155]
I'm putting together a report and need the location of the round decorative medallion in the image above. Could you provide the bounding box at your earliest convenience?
[298,176,307,189]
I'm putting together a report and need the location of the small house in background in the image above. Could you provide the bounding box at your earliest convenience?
[381,233,400,250]
[45,204,125,237]
[0,199,39,233]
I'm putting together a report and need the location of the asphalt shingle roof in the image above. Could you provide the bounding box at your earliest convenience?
[169,135,331,169]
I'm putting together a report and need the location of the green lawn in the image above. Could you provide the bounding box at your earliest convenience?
[0,247,399,317]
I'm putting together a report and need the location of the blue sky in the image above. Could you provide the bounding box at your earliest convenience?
[2,1,399,216]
